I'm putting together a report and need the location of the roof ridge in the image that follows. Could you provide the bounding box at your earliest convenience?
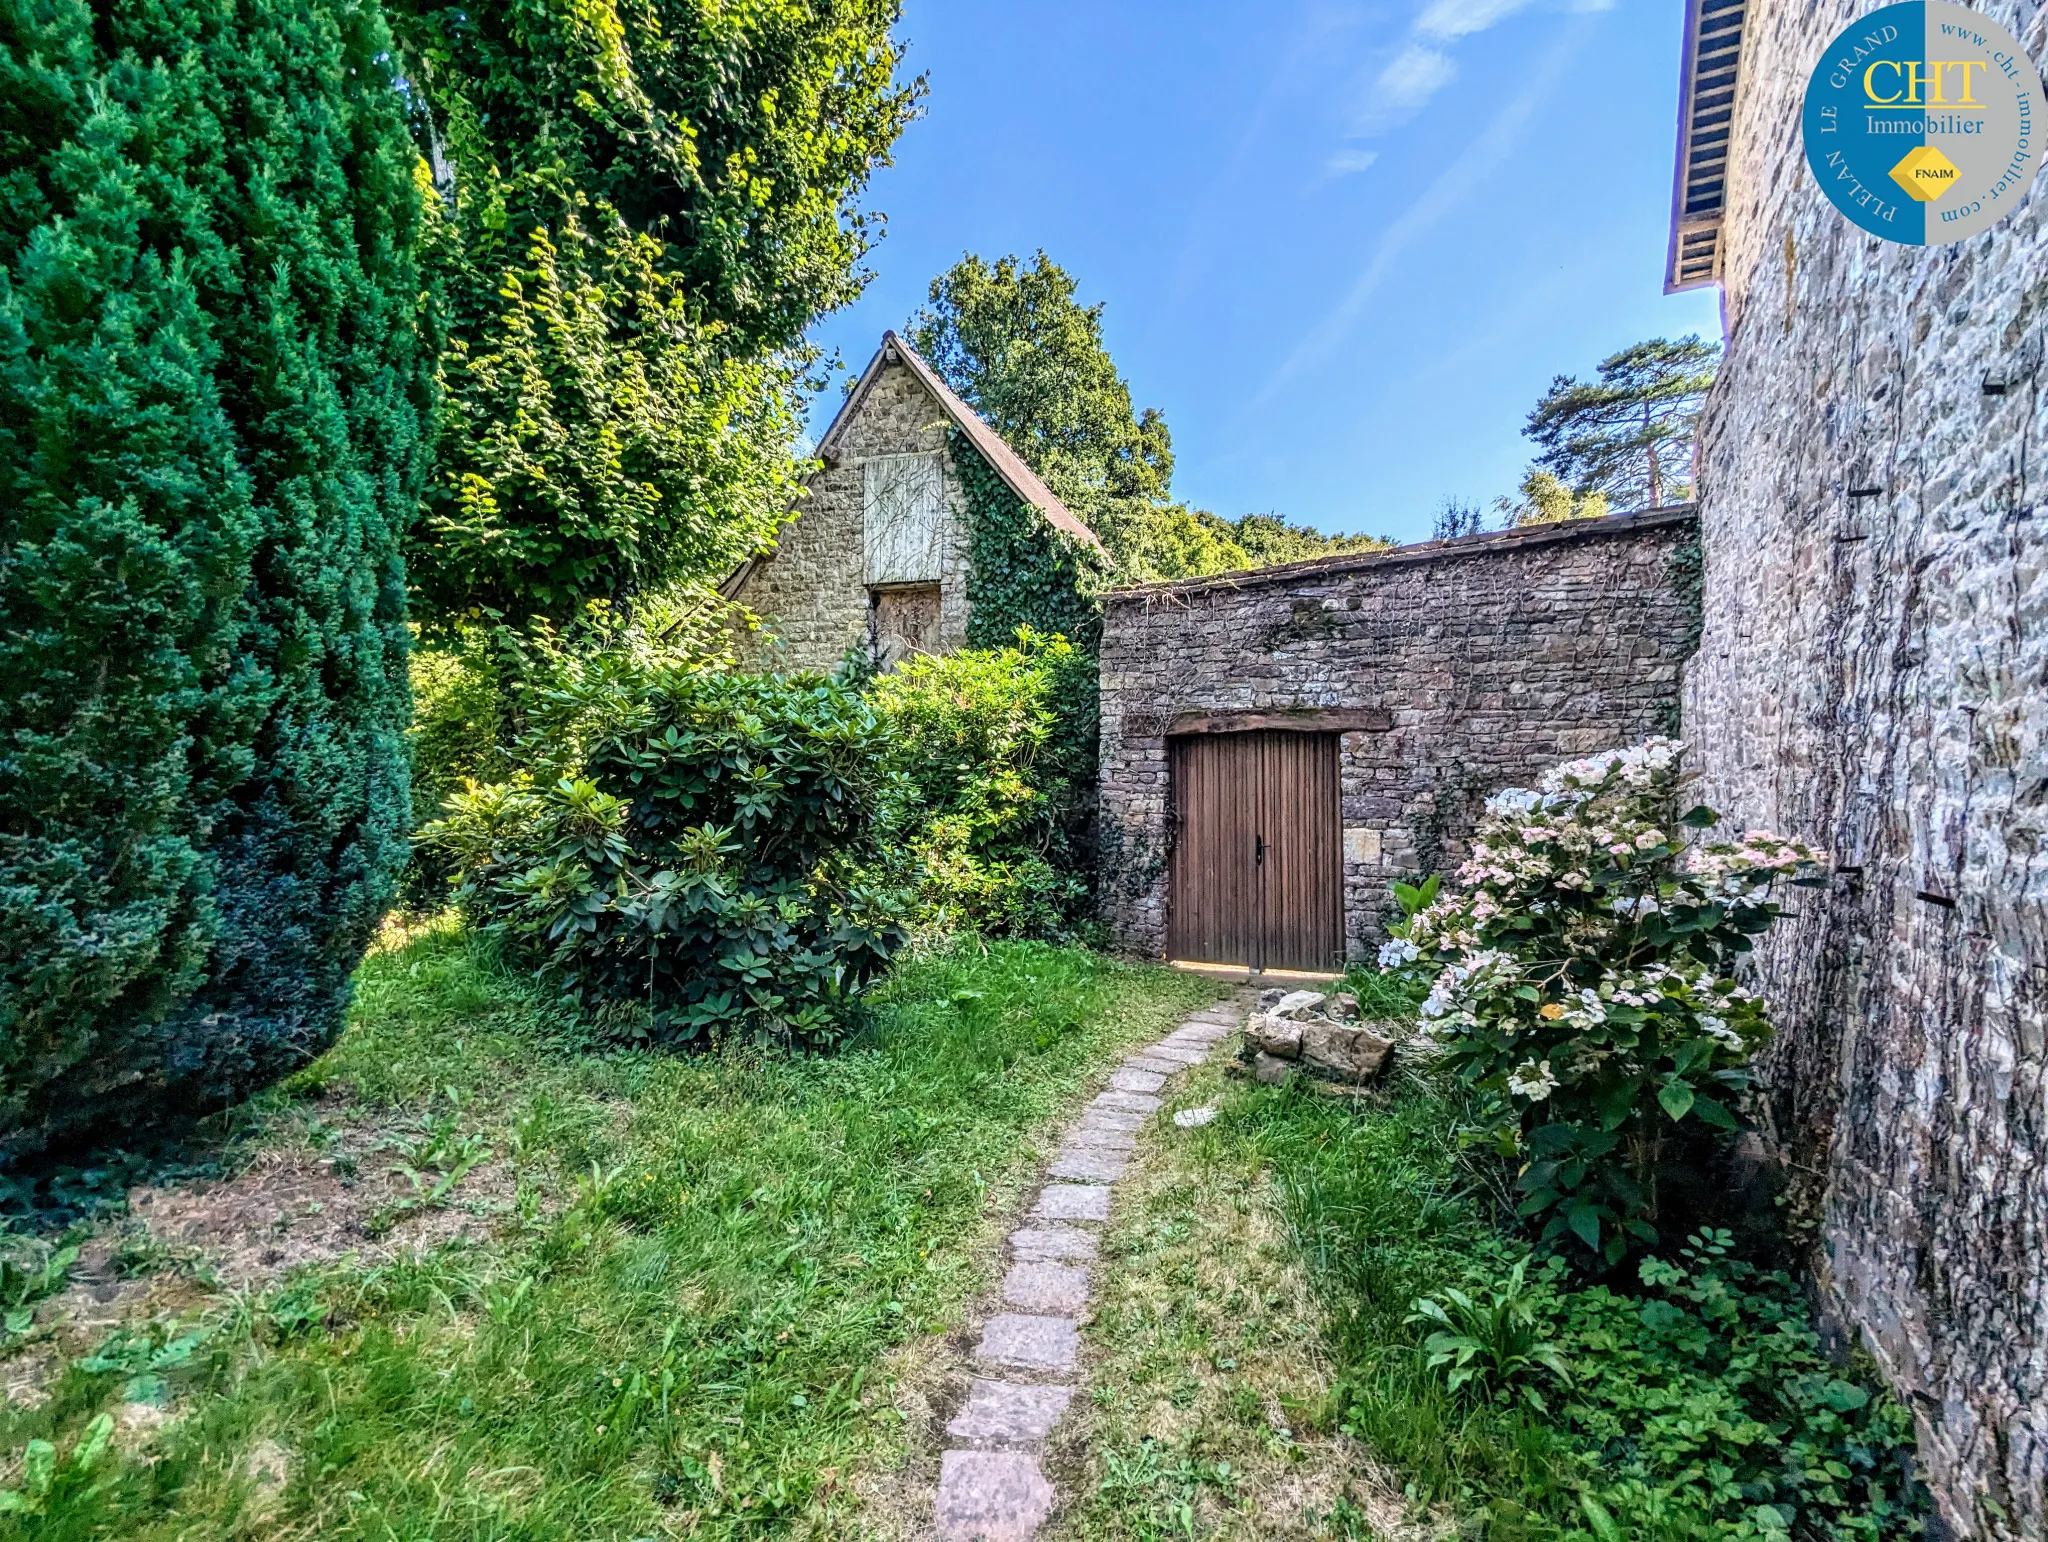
[1104,505,1699,603]
[817,331,1105,554]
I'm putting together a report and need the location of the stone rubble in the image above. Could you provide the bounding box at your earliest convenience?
[1240,987,1397,1089]
[928,1002,1242,1540]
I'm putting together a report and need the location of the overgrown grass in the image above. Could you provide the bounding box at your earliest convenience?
[1222,1070,1927,1541]
[0,918,1215,1538]
[1048,1055,1386,1542]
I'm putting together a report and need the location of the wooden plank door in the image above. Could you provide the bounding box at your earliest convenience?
[1166,734,1263,968]
[1167,732,1342,971]
[1256,732,1343,971]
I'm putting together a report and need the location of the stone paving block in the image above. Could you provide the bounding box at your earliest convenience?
[1094,1089,1163,1114]
[1032,1183,1113,1222]
[1143,1044,1209,1065]
[1009,1226,1098,1261]
[1185,1009,1240,1024]
[1166,1030,1232,1050]
[947,1379,1075,1447]
[1003,1260,1091,1315]
[935,1449,1055,1541]
[975,1313,1080,1371]
[1063,1125,1137,1152]
[1077,1107,1147,1133]
[1173,1023,1235,1042]
[1123,1054,1185,1075]
[1108,1067,1168,1094]
[1048,1146,1128,1183]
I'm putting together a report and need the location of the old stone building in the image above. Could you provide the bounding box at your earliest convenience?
[1669,0,2048,1533]
[1095,509,1700,969]
[725,332,1102,670]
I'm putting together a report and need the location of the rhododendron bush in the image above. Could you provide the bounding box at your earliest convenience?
[1381,739,1825,1263]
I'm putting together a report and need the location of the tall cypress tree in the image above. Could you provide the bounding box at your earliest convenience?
[0,0,433,1157]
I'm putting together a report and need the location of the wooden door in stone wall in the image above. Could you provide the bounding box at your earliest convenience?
[1167,731,1342,972]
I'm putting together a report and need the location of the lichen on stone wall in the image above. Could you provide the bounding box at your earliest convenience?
[1684,2,2048,1525]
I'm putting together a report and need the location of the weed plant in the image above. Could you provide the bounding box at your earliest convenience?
[0,918,1213,1538]
[1227,1074,1928,1540]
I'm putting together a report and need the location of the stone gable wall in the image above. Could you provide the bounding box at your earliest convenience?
[1688,1,2048,1532]
[731,360,972,671]
[1096,511,1699,963]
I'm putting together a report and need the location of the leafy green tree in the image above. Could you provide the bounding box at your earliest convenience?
[910,251,1172,558]
[392,0,921,630]
[1525,336,1720,510]
[1492,469,1609,528]
[911,252,1387,582]
[0,0,434,1156]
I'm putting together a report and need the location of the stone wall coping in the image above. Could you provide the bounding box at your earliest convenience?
[1103,505,1698,606]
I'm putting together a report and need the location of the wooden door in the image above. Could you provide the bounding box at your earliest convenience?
[1167,732,1342,971]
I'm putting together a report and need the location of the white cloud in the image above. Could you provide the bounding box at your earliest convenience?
[1415,0,1537,40]
[1259,28,1582,406]
[1352,44,1457,134]
[1324,148,1381,177]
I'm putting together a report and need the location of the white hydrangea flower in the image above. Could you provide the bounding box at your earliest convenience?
[1507,1060,1559,1100]
[1378,937,1420,968]
[1698,1014,1744,1049]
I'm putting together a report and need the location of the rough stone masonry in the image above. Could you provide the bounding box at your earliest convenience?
[1096,509,1701,962]
[1686,0,2048,1532]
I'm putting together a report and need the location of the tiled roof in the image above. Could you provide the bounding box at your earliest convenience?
[817,331,1106,553]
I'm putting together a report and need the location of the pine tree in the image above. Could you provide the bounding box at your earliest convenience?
[0,0,433,1157]
[1525,337,1720,510]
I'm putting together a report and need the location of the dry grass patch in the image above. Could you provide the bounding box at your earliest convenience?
[1046,1059,1415,1541]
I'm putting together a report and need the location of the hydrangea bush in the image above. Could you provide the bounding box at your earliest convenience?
[1382,739,1824,1263]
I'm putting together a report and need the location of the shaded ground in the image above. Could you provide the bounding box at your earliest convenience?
[0,920,1219,1539]
[1044,1051,1424,1541]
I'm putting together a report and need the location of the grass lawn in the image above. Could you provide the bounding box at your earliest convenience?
[0,917,1215,1539]
[1065,1045,1928,1542]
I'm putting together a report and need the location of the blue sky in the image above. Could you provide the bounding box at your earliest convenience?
[804,0,1723,545]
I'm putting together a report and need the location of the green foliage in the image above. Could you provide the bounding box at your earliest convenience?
[867,631,1094,938]
[915,251,1385,582]
[0,926,1214,1537]
[426,668,902,1048]
[1526,336,1720,511]
[392,0,921,628]
[1228,1076,1926,1540]
[0,0,433,1157]
[1382,740,1825,1263]
[0,1228,76,1338]
[951,427,1107,652]
[1408,1256,1573,1413]
[404,588,749,900]
[1494,469,1611,528]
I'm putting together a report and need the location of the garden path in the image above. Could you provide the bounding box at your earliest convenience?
[925,998,1245,1541]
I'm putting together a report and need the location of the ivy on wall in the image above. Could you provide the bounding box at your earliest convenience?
[948,426,1110,898]
[949,428,1108,654]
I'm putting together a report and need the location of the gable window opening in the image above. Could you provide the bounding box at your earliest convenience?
[868,583,942,670]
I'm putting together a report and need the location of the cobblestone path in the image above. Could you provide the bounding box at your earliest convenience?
[927,999,1243,1541]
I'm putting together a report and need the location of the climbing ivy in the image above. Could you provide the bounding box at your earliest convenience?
[949,428,1109,901]
[950,428,1107,653]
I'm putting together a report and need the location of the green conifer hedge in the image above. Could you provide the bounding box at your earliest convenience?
[0,0,433,1158]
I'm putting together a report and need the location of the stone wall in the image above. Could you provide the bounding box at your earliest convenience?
[731,360,972,671]
[1097,510,1700,962]
[1687,2,2048,1532]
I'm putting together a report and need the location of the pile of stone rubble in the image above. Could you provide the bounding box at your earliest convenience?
[1241,987,1398,1091]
